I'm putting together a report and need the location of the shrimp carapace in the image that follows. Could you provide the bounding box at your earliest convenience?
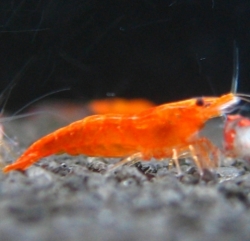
[3,93,239,173]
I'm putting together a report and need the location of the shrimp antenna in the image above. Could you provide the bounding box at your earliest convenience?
[231,41,239,94]
[0,111,57,123]
[0,57,34,115]
[230,44,250,105]
[234,94,250,104]
[0,82,16,116]
[11,87,71,117]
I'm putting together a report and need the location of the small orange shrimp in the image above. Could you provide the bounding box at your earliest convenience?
[3,93,239,174]
[223,114,250,161]
[87,98,155,115]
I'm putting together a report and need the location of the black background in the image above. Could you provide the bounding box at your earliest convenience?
[0,0,249,111]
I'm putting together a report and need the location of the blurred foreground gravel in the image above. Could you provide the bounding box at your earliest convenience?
[1,111,250,241]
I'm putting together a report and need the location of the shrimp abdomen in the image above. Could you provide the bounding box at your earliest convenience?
[3,114,139,172]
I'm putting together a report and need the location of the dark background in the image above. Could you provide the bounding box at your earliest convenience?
[0,0,249,111]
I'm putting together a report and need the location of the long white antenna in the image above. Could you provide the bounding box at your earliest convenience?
[231,41,239,93]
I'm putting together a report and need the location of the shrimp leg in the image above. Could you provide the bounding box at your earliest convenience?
[189,137,220,171]
[109,152,143,170]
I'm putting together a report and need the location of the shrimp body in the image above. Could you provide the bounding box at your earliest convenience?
[88,98,155,114]
[224,115,250,161]
[3,93,239,173]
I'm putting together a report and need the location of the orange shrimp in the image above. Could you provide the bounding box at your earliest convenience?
[223,114,250,161]
[88,98,155,114]
[3,93,239,174]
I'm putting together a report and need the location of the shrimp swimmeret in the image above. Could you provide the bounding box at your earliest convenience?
[2,93,240,174]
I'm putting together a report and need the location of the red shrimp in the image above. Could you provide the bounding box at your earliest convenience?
[223,114,250,161]
[3,93,239,174]
[87,98,155,115]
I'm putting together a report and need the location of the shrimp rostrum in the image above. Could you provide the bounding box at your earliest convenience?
[3,93,239,174]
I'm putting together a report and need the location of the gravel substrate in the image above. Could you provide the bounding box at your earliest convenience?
[1,114,250,241]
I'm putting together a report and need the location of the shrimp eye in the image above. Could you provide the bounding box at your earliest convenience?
[196,98,204,106]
